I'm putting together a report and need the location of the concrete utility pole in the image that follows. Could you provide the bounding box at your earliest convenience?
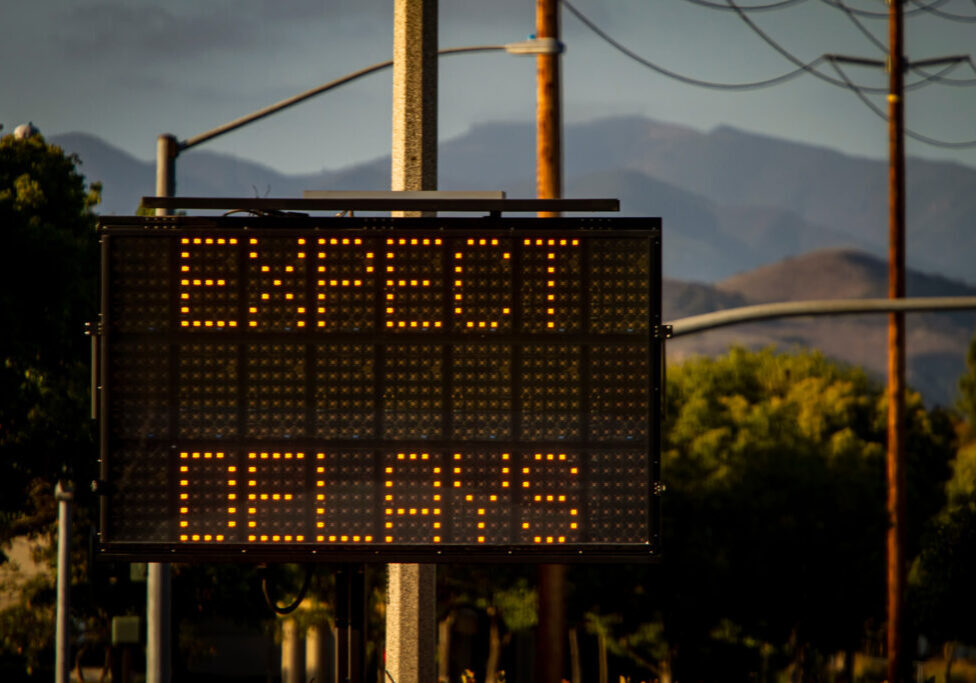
[148,133,176,683]
[886,1,907,681]
[386,2,438,682]
[535,1,566,682]
[391,0,438,216]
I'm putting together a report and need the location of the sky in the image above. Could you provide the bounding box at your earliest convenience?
[3,0,976,176]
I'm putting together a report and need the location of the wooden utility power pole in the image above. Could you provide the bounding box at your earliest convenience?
[535,1,566,682]
[886,0,906,681]
[536,0,562,216]
[387,2,438,683]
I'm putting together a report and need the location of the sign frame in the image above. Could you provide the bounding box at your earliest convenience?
[95,214,663,563]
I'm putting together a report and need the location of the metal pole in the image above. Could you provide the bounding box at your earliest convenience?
[147,133,176,683]
[535,1,567,682]
[387,2,438,682]
[666,297,976,337]
[155,134,177,216]
[146,565,171,683]
[886,1,907,681]
[55,481,74,683]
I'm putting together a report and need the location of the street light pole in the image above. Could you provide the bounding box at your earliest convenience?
[55,481,74,683]
[147,133,177,683]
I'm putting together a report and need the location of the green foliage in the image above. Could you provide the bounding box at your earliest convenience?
[910,496,976,646]
[959,333,976,431]
[0,130,99,534]
[490,578,536,633]
[945,442,976,505]
[0,129,101,677]
[570,347,954,681]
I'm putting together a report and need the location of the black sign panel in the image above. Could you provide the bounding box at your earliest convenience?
[97,215,662,562]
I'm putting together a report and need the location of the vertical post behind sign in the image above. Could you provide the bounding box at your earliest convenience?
[535,1,567,682]
[387,2,438,683]
[147,133,177,683]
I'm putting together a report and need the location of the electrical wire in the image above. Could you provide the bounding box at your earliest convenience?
[825,0,889,51]
[907,0,976,22]
[910,57,976,87]
[818,0,951,18]
[826,0,976,86]
[560,0,828,90]
[723,0,893,92]
[681,0,808,10]
[827,58,976,148]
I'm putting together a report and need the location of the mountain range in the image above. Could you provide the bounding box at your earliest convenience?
[50,117,976,405]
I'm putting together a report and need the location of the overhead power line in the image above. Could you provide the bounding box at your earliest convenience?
[681,0,808,10]
[826,0,976,85]
[564,0,976,149]
[818,0,951,19]
[827,58,976,148]
[562,0,845,91]
[907,0,976,22]
[723,0,895,92]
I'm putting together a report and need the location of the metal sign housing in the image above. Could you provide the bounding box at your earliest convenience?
[96,215,662,562]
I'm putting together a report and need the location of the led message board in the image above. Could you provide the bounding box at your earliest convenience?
[97,215,662,562]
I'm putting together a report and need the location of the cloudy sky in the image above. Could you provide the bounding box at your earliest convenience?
[3,0,976,175]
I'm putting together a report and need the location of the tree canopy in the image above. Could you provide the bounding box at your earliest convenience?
[0,130,99,539]
[569,347,954,681]
[0,129,100,678]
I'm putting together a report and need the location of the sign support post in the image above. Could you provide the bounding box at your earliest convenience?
[388,1,438,681]
[147,132,177,683]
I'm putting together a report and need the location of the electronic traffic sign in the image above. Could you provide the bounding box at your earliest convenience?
[96,215,662,562]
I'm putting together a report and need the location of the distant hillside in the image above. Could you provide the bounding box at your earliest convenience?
[666,250,976,407]
[50,122,976,405]
[52,115,976,283]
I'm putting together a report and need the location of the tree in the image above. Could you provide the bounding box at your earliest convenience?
[0,128,100,529]
[958,332,976,432]
[0,128,101,677]
[568,347,954,682]
[908,334,976,676]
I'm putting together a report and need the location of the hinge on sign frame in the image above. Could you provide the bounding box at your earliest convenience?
[85,317,103,421]
[653,324,673,340]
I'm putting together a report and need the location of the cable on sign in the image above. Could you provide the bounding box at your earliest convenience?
[259,564,313,615]
[827,58,976,148]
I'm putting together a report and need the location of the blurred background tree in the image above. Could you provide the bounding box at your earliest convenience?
[908,331,976,682]
[566,347,955,682]
[0,126,100,679]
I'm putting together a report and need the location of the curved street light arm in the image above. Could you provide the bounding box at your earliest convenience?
[178,46,507,153]
[668,296,976,336]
